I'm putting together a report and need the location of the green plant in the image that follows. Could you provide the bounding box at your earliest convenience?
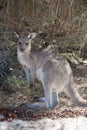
[5,76,26,87]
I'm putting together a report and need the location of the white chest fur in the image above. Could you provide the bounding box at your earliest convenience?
[17,50,29,67]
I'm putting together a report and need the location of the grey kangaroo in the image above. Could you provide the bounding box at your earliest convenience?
[16,32,87,109]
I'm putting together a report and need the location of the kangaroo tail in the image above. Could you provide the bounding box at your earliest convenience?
[65,74,87,106]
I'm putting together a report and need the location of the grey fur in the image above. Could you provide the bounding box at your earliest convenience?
[16,32,87,109]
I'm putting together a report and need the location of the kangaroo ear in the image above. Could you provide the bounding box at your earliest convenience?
[14,31,20,38]
[28,33,37,40]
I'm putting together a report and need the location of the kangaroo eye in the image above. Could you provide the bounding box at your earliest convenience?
[19,42,21,45]
[26,42,29,45]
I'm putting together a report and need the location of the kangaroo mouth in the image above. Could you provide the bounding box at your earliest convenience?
[20,48,25,52]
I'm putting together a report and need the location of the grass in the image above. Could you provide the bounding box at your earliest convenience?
[5,76,26,88]
[5,75,33,95]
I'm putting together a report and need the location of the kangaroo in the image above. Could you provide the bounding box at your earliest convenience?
[16,32,87,109]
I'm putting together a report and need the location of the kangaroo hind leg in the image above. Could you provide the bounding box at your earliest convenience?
[33,91,58,108]
[44,85,58,109]
[33,97,45,102]
[20,85,58,109]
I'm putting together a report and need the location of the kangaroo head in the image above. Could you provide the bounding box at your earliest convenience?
[15,32,36,52]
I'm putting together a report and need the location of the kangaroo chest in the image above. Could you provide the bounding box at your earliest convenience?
[18,50,36,78]
[17,50,29,67]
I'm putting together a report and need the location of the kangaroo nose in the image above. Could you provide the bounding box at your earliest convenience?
[20,47,25,52]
